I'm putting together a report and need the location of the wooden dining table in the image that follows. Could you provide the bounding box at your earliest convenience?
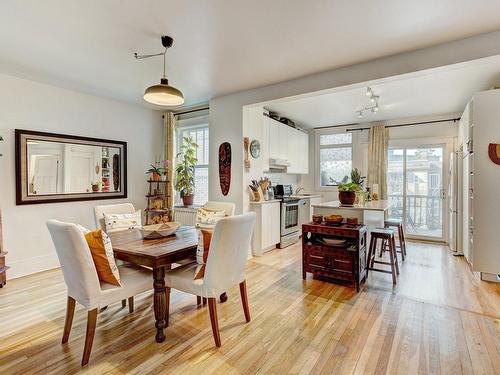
[109,225,227,343]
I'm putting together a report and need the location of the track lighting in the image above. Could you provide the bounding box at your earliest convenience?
[366,87,373,97]
[358,111,363,118]
[356,87,380,119]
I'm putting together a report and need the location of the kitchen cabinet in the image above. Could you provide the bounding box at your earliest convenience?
[250,201,281,256]
[265,115,309,174]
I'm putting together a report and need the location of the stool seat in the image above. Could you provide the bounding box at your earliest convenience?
[371,228,394,238]
[367,228,399,284]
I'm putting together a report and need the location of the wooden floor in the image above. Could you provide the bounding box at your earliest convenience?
[0,241,499,374]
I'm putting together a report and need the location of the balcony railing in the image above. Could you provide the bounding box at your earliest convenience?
[388,194,443,236]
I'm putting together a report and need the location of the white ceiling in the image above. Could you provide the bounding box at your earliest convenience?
[266,56,500,128]
[1,1,500,108]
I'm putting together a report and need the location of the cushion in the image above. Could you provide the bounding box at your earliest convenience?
[196,208,225,226]
[194,228,212,280]
[84,229,121,286]
[104,210,142,233]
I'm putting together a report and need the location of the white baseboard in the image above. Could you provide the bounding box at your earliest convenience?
[480,272,500,283]
[8,253,60,280]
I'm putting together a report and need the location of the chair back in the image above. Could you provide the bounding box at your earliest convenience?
[203,212,256,292]
[94,203,135,232]
[46,220,101,308]
[203,201,236,217]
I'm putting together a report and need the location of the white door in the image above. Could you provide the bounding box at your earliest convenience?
[388,141,451,242]
[32,155,61,194]
[69,152,95,193]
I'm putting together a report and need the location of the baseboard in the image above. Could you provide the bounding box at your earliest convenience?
[480,272,500,283]
[8,253,60,280]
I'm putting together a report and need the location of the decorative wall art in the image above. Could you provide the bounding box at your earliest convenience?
[488,143,500,165]
[219,142,231,196]
[243,137,251,169]
[250,140,261,158]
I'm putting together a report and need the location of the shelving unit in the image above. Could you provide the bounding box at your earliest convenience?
[145,180,171,225]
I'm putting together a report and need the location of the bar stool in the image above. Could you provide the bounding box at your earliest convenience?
[367,228,399,284]
[380,219,407,261]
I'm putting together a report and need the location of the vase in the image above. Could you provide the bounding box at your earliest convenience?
[182,194,194,206]
[160,174,167,182]
[339,191,356,206]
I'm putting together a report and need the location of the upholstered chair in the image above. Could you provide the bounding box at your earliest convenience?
[93,203,136,232]
[201,201,236,216]
[164,212,256,347]
[46,220,152,366]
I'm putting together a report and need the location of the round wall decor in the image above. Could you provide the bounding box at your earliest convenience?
[250,140,261,158]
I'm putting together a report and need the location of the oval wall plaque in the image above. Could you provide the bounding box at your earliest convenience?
[219,142,231,196]
[488,143,500,165]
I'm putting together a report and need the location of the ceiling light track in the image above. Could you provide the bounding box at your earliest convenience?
[357,86,380,118]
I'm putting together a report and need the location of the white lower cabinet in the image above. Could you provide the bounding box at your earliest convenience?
[250,201,281,256]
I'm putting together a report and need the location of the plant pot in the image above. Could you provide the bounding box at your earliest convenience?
[91,184,100,192]
[151,172,160,182]
[160,174,167,182]
[182,194,194,206]
[339,191,356,206]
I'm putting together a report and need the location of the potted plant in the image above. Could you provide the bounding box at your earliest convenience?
[175,136,198,206]
[146,163,164,182]
[91,181,103,192]
[331,168,365,206]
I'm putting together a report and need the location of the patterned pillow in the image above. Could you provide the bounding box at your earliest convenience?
[104,210,142,233]
[196,208,226,226]
[84,230,121,286]
[194,228,212,280]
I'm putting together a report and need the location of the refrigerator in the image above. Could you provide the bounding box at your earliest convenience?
[448,151,463,255]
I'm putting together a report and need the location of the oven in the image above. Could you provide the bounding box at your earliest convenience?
[281,199,300,236]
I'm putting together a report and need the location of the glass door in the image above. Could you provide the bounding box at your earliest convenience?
[388,144,447,241]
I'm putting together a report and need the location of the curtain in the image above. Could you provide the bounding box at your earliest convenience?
[164,112,176,212]
[367,124,389,200]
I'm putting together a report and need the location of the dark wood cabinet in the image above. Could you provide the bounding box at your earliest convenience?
[302,222,367,292]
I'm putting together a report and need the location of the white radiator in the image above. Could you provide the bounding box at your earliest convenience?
[173,207,197,226]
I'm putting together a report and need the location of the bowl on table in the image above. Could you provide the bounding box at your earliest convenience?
[139,222,181,240]
[312,214,323,224]
[323,215,343,226]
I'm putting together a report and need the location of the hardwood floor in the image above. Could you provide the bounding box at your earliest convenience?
[0,241,499,374]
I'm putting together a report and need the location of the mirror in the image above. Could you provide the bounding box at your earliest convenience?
[16,130,127,204]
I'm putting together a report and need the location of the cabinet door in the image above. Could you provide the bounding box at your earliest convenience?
[278,123,288,160]
[267,117,280,160]
[286,126,299,173]
[262,202,281,249]
[298,131,309,174]
[261,116,270,171]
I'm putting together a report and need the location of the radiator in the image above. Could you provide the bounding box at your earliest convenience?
[173,207,197,226]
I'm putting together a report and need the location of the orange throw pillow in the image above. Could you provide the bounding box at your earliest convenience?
[85,230,121,286]
[194,229,212,280]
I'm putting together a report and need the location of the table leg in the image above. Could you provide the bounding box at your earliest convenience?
[153,266,166,343]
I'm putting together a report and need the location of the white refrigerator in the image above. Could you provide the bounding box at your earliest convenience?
[448,151,463,255]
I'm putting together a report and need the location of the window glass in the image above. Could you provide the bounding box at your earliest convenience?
[319,147,352,186]
[320,133,352,146]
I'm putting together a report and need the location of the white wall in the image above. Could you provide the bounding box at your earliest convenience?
[209,30,500,213]
[300,113,460,202]
[0,73,163,279]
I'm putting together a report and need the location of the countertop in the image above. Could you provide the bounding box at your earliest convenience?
[290,194,322,199]
[311,200,391,212]
[249,199,281,204]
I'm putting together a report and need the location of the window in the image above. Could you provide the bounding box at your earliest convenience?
[177,125,209,206]
[317,132,353,187]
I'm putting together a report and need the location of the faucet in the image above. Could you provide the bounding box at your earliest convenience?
[295,187,305,194]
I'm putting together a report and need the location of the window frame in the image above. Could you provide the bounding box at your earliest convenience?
[175,122,209,206]
[314,128,358,191]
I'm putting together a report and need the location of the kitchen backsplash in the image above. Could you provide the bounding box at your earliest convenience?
[264,172,300,186]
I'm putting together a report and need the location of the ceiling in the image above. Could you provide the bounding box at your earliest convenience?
[1,1,500,108]
[266,56,500,128]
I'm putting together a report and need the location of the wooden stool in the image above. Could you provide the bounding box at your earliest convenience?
[381,219,407,261]
[367,229,399,284]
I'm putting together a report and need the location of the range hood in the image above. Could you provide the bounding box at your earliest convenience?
[269,158,290,171]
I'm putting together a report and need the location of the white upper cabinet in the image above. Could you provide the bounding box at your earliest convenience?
[265,115,309,174]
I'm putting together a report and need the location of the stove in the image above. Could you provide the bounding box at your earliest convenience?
[274,185,306,248]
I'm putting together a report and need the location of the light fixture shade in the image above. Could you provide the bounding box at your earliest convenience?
[143,79,184,106]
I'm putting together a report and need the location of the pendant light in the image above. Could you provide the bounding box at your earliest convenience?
[134,36,184,106]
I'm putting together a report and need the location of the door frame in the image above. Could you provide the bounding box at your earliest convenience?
[388,137,454,243]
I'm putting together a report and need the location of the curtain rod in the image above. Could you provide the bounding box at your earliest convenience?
[344,117,460,132]
[161,106,209,119]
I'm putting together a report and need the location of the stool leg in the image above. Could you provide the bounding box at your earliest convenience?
[400,225,407,258]
[378,239,385,257]
[388,237,397,284]
[366,235,376,275]
[392,236,400,275]
[398,225,405,261]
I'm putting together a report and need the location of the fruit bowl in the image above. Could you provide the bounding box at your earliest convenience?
[324,215,343,225]
[139,222,181,240]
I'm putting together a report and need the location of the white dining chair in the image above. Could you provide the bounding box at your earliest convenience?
[46,220,152,366]
[94,203,136,232]
[164,212,256,347]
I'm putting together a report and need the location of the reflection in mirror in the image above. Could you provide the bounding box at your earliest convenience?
[16,129,127,205]
[27,141,121,195]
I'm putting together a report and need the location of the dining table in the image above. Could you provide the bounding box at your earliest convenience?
[109,225,227,343]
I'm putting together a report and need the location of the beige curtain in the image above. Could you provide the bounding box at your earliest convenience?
[164,112,176,212]
[367,124,389,200]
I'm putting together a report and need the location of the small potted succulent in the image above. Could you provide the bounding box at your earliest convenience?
[175,136,198,206]
[331,168,365,206]
[146,163,164,182]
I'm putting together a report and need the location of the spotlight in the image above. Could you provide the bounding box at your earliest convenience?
[365,87,372,97]
[372,106,379,113]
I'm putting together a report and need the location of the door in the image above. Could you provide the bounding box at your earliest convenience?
[31,155,61,194]
[388,143,449,241]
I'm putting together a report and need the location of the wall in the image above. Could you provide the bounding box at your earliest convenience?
[300,113,460,202]
[0,73,163,279]
[209,30,500,213]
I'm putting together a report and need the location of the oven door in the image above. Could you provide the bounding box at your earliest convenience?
[281,201,300,236]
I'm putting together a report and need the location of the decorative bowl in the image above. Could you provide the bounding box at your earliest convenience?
[324,215,343,225]
[139,222,181,240]
[312,214,323,224]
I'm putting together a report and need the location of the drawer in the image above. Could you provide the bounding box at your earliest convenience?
[331,257,353,272]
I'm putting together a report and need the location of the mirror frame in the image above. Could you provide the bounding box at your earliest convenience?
[15,129,127,205]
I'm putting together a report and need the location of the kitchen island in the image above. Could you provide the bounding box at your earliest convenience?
[312,200,391,237]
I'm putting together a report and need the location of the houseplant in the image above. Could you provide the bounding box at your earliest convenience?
[175,136,198,206]
[331,168,365,206]
[146,163,163,181]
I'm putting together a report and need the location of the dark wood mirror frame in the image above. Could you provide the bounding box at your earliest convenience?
[15,129,127,205]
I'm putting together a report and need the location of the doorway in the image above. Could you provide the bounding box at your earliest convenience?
[387,141,451,242]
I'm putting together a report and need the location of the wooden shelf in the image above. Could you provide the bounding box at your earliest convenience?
[146,194,169,198]
[145,209,170,213]
[147,180,169,183]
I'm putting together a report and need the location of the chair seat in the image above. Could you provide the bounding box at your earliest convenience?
[98,264,152,308]
[164,262,231,298]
